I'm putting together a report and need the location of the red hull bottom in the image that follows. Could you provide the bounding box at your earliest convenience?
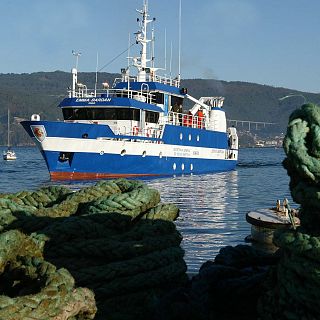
[50,171,161,181]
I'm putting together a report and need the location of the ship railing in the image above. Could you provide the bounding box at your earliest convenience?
[151,74,180,87]
[164,111,205,129]
[130,126,163,139]
[111,125,163,142]
[112,74,180,88]
[68,87,157,104]
[112,77,137,87]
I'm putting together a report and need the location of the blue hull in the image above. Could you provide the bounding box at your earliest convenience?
[21,120,237,180]
[42,150,237,179]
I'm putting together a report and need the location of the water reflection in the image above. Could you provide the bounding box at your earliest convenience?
[147,171,241,273]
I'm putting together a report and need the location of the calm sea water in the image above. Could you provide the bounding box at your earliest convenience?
[0,146,291,272]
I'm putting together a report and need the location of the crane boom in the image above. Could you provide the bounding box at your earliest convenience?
[185,94,210,115]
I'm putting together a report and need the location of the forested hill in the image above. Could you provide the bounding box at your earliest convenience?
[0,71,319,146]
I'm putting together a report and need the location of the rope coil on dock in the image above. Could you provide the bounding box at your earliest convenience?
[259,103,320,320]
[0,230,97,320]
[0,178,186,319]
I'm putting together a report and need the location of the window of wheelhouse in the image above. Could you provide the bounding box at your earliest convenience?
[145,111,159,123]
[171,95,184,110]
[154,92,164,104]
[62,108,140,121]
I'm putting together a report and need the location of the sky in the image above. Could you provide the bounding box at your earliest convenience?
[0,0,320,93]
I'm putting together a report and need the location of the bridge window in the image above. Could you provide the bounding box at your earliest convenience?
[146,111,159,123]
[171,96,183,112]
[62,108,140,121]
[154,92,164,104]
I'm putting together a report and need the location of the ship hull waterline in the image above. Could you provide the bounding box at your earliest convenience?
[22,120,237,180]
[45,151,237,180]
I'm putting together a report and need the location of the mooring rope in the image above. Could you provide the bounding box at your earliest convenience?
[0,230,97,320]
[0,178,186,319]
[258,103,320,319]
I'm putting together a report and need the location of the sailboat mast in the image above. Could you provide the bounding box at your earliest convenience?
[3,108,16,160]
[7,109,10,148]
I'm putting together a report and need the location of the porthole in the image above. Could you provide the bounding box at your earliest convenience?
[142,151,146,157]
[121,149,126,156]
[180,133,183,140]
[181,163,185,171]
[188,134,192,141]
[190,164,193,171]
[100,151,104,155]
[173,163,176,170]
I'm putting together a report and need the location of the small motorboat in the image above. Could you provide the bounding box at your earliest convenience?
[3,149,17,161]
[246,199,299,245]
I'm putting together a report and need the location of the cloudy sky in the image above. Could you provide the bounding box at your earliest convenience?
[0,0,319,92]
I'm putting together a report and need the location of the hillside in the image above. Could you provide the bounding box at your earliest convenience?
[0,71,319,146]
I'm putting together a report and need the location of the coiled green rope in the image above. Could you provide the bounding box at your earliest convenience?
[0,230,97,320]
[0,179,186,319]
[259,103,320,319]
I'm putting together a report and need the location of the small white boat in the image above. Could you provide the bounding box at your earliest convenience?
[246,199,299,245]
[3,149,17,161]
[3,109,16,161]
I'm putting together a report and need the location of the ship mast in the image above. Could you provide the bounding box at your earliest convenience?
[71,50,81,98]
[134,0,152,82]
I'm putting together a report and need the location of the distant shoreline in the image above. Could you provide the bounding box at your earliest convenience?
[0,144,35,147]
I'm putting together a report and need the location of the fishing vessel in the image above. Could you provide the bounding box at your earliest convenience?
[3,109,17,161]
[21,1,238,180]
